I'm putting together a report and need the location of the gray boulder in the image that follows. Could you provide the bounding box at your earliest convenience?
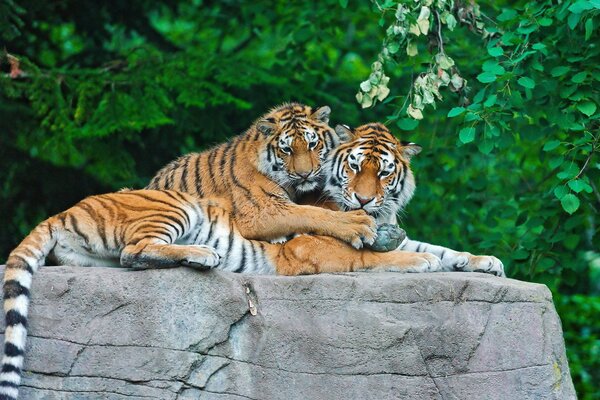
[0,266,576,399]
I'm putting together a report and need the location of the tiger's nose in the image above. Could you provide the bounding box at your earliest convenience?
[356,194,375,206]
[298,171,311,179]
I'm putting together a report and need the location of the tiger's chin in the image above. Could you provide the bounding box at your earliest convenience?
[346,205,379,216]
[294,180,320,193]
[341,200,387,218]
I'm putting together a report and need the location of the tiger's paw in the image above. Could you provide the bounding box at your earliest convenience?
[337,210,377,249]
[452,252,505,277]
[470,255,505,277]
[181,245,221,270]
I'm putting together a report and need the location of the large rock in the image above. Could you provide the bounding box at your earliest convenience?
[0,266,575,400]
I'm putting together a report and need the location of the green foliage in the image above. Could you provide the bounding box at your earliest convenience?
[556,292,600,399]
[0,0,598,397]
[361,0,599,396]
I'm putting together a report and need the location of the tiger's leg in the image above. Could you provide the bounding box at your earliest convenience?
[399,239,505,277]
[271,235,442,276]
[120,240,220,270]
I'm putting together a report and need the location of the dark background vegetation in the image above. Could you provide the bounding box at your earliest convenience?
[0,0,598,397]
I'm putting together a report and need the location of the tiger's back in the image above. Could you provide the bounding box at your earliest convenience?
[145,103,377,248]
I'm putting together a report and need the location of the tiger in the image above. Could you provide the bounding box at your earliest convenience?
[146,102,376,249]
[322,122,505,276]
[0,185,442,400]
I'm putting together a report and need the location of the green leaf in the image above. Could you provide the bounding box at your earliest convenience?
[447,107,466,117]
[532,43,546,50]
[569,0,594,13]
[543,140,561,151]
[585,18,594,40]
[517,24,538,35]
[517,77,536,89]
[464,112,482,122]
[497,9,517,21]
[561,194,580,214]
[459,127,476,143]
[538,17,553,26]
[512,249,530,260]
[477,72,497,83]
[488,47,504,57]
[560,85,578,99]
[532,43,548,56]
[478,140,493,154]
[488,125,501,137]
[473,89,486,104]
[554,185,569,200]
[563,234,580,250]
[339,0,349,8]
[484,95,497,107]
[482,61,505,75]
[571,71,587,83]
[577,101,597,116]
[557,164,579,180]
[509,51,536,66]
[396,118,419,131]
[551,66,571,77]
[549,156,564,169]
[568,179,593,193]
[568,12,582,29]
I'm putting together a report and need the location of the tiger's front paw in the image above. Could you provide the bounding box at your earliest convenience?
[181,245,221,270]
[452,252,505,277]
[336,210,377,249]
[470,255,505,277]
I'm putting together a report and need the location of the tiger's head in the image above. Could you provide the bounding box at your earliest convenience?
[256,103,340,193]
[324,123,421,220]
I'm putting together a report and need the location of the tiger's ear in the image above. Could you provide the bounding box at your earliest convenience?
[400,141,422,158]
[257,118,277,135]
[311,106,331,124]
[334,124,355,142]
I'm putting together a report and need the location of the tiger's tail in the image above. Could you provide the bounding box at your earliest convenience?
[0,218,57,400]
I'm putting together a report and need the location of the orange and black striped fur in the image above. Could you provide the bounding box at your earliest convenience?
[0,184,362,399]
[0,187,434,399]
[322,123,505,276]
[146,102,376,248]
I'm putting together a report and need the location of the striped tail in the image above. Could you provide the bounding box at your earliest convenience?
[1,220,56,400]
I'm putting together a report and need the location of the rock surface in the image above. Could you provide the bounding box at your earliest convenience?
[0,266,576,400]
